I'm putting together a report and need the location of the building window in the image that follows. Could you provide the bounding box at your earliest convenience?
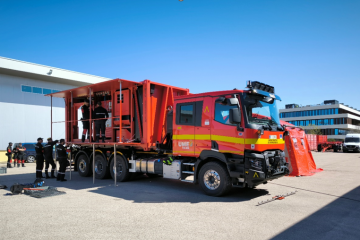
[43,88,52,95]
[32,87,42,94]
[21,85,32,93]
[52,90,60,93]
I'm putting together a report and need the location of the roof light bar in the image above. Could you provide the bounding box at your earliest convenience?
[246,80,275,94]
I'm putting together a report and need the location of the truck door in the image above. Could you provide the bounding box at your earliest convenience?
[194,97,211,156]
[173,101,196,156]
[211,96,244,156]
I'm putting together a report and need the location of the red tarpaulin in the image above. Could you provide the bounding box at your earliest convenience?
[283,126,323,176]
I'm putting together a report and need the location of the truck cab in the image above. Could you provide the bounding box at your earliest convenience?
[171,81,289,195]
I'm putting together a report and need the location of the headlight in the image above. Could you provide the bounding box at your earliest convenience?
[250,159,263,170]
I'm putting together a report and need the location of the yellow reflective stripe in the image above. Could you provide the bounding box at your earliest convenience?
[194,135,211,140]
[211,135,244,144]
[173,135,285,145]
[245,139,285,144]
[173,134,244,144]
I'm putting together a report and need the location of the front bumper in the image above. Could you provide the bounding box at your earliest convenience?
[244,151,289,188]
[343,145,360,152]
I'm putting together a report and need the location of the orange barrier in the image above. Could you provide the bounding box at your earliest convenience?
[284,127,323,177]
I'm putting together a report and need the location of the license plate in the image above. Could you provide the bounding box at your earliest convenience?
[348,149,353,151]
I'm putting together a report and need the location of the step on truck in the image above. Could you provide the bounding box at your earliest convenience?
[47,79,290,196]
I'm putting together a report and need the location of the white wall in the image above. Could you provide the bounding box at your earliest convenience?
[0,102,65,148]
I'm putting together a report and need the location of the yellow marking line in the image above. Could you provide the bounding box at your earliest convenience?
[173,135,284,145]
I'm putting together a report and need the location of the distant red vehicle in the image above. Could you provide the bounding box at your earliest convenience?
[47,79,289,196]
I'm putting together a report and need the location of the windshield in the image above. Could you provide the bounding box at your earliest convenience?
[345,137,360,143]
[243,93,281,127]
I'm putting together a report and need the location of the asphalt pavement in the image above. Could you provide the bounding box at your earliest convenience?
[0,152,359,240]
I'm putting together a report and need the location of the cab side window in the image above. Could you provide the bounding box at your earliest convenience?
[176,101,203,126]
[180,105,193,124]
[214,103,238,125]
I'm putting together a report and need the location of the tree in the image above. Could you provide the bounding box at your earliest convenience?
[306,124,322,135]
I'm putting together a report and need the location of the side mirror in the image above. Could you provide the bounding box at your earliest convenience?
[227,98,239,105]
[229,108,241,124]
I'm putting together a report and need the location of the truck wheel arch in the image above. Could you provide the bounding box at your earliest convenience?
[195,150,228,184]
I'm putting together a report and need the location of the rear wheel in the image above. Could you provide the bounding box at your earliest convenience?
[27,155,36,163]
[317,144,322,152]
[94,154,109,179]
[77,154,92,177]
[109,155,131,182]
[199,162,231,197]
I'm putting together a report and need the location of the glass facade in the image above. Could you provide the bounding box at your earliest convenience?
[287,118,346,127]
[280,108,338,118]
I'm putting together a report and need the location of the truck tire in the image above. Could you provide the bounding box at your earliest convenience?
[198,162,231,197]
[94,154,109,179]
[109,155,131,182]
[317,144,322,152]
[77,154,92,177]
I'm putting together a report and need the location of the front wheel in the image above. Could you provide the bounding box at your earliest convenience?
[27,155,36,163]
[198,162,231,197]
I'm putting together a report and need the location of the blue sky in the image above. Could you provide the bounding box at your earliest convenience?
[1,0,359,109]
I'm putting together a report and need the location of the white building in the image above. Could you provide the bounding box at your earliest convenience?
[0,56,110,148]
[279,100,360,140]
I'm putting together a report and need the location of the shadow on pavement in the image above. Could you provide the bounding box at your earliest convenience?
[271,186,360,240]
[0,171,269,203]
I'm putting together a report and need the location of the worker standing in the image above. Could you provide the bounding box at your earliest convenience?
[16,143,27,167]
[35,138,44,179]
[6,142,13,168]
[44,138,58,179]
[56,139,68,182]
[81,99,90,142]
[12,145,18,168]
[93,101,109,143]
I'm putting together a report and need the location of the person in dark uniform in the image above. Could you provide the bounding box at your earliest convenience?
[81,99,90,142]
[44,137,58,178]
[56,139,68,182]
[6,142,13,168]
[35,138,44,179]
[93,101,109,143]
[12,145,18,168]
[16,143,27,167]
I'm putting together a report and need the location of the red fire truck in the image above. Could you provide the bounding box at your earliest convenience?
[47,79,289,196]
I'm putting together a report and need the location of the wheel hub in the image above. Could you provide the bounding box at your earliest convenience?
[79,160,86,172]
[95,160,103,174]
[203,169,220,190]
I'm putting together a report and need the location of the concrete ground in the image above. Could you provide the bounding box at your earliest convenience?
[0,152,359,240]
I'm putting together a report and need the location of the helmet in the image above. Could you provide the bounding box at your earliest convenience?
[47,137,52,141]
[9,142,12,145]
[37,137,43,141]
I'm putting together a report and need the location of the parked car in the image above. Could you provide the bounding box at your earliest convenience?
[12,142,54,163]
